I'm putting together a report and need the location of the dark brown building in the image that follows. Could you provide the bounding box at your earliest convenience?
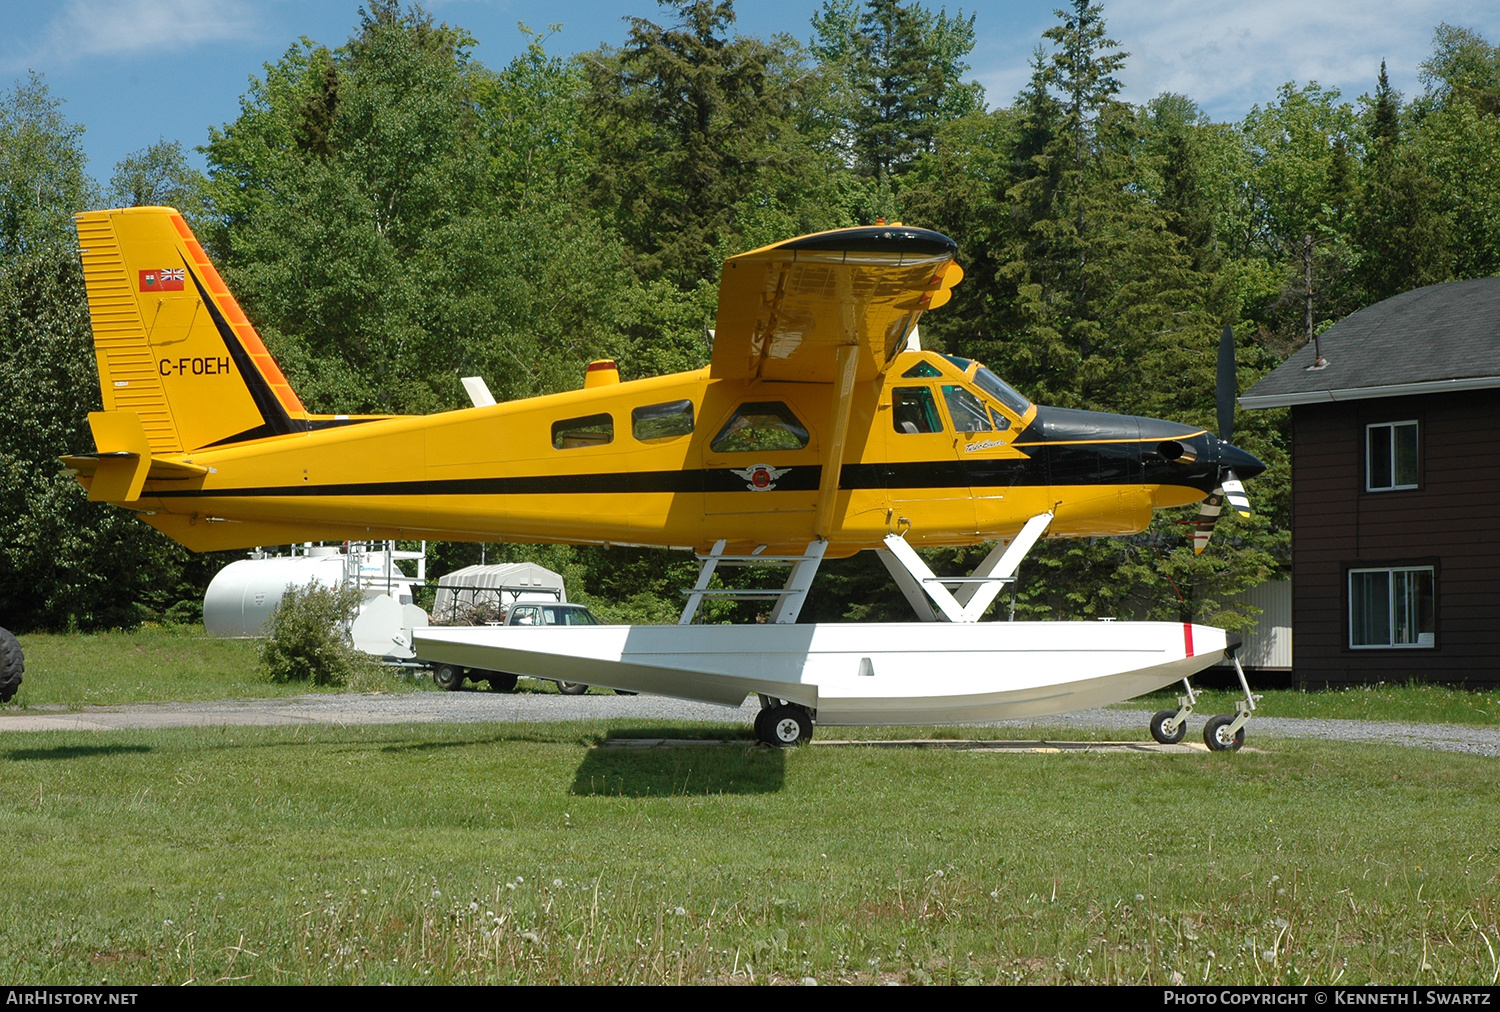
[1241,278,1500,687]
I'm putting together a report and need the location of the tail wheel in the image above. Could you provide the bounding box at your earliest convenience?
[433,664,464,691]
[757,705,813,747]
[1204,714,1245,752]
[1149,708,1186,745]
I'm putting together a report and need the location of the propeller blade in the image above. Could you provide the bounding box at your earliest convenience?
[1216,324,1236,443]
[1189,488,1224,555]
[1221,468,1251,518]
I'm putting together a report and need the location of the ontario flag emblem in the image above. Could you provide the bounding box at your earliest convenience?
[139,268,185,292]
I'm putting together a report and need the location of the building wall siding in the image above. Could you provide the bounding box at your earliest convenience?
[1290,390,1500,686]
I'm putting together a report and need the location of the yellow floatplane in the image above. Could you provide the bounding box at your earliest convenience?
[66,207,1264,748]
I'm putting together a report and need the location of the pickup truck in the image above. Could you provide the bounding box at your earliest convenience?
[431,602,603,694]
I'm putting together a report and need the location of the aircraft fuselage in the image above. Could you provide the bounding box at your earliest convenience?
[123,348,1262,555]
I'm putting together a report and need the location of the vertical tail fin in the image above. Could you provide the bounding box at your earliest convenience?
[75,206,308,453]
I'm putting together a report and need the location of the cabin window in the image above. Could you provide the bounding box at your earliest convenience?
[1349,566,1435,648]
[973,366,1032,416]
[901,361,943,378]
[552,413,613,449]
[1366,421,1418,491]
[632,400,694,441]
[891,387,943,434]
[710,401,809,452]
[941,385,995,434]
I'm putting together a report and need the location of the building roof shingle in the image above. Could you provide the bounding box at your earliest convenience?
[1240,277,1500,408]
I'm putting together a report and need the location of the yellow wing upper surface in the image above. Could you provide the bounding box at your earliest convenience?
[710,225,963,384]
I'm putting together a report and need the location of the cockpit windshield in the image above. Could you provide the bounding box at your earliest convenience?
[973,367,1032,416]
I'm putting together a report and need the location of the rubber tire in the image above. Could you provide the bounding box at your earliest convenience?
[433,664,465,691]
[753,708,774,742]
[1203,714,1245,752]
[0,626,22,703]
[758,705,813,747]
[1149,708,1186,745]
[486,672,518,693]
[558,681,589,696]
[613,689,638,696]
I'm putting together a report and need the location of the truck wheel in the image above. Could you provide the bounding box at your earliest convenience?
[0,626,23,703]
[433,664,464,691]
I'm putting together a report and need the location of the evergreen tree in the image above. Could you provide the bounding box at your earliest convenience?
[1355,63,1453,303]
[582,0,823,289]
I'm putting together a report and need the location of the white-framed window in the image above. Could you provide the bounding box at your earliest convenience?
[1366,420,1418,491]
[1348,566,1435,649]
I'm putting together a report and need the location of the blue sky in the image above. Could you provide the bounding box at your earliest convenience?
[5,0,1500,187]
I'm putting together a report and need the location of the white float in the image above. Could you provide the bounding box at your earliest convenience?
[412,620,1227,726]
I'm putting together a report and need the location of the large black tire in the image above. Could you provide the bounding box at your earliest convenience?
[0,626,22,703]
[433,664,465,691]
[485,672,518,693]
[557,681,589,696]
[757,705,813,747]
[1149,708,1186,745]
[1203,714,1245,752]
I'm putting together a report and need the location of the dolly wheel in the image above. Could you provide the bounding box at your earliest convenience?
[1149,708,1186,745]
[758,705,813,747]
[433,664,464,691]
[1204,714,1245,752]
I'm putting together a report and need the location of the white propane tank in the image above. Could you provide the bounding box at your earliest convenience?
[203,556,350,638]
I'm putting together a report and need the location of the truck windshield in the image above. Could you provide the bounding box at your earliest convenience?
[542,606,598,626]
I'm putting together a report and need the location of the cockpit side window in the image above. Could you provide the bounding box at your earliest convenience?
[941,385,994,433]
[552,413,614,449]
[710,401,810,452]
[891,387,943,434]
[632,399,694,441]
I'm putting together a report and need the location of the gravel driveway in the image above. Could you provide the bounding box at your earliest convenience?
[2,692,1497,757]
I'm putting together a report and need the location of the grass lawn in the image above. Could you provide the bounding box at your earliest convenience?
[1125,682,1500,728]
[4,626,636,709]
[1,721,1497,985]
[8,627,1500,729]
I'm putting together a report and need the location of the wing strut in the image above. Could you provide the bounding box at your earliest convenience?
[878,512,1053,622]
[813,343,860,539]
[678,540,828,626]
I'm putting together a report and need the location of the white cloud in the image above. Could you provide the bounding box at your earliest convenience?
[972,0,1500,122]
[4,0,257,72]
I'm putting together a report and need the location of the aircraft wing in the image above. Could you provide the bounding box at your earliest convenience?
[710,225,962,383]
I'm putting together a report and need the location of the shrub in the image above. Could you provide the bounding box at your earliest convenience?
[258,580,374,686]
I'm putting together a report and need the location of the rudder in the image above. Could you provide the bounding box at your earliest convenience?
[75,207,308,453]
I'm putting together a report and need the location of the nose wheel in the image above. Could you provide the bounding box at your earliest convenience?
[1150,653,1259,751]
[754,696,814,746]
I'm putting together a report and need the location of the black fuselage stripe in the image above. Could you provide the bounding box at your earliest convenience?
[148,450,1220,499]
[186,263,301,439]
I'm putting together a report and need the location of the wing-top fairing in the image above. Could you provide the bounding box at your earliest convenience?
[710,225,962,383]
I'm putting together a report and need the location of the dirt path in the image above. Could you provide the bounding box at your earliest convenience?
[2,693,1497,756]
